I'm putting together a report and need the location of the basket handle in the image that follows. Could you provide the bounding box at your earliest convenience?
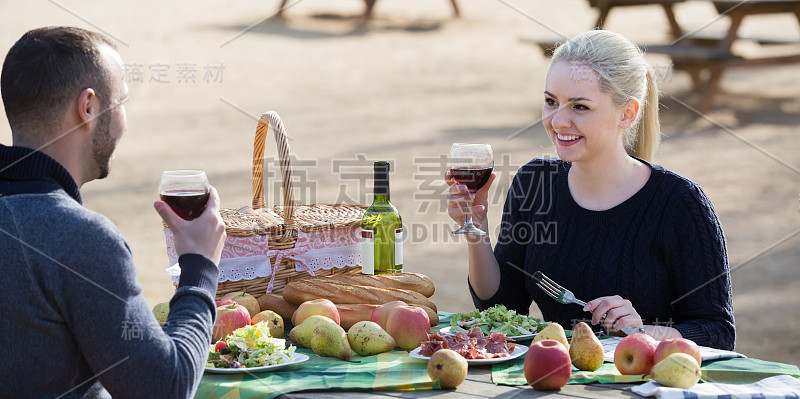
[251,111,295,226]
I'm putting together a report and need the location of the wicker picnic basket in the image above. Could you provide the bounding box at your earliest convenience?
[166,111,366,300]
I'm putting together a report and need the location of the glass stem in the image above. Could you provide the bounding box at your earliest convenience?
[464,214,475,227]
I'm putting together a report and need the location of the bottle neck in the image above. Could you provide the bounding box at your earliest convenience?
[373,161,390,202]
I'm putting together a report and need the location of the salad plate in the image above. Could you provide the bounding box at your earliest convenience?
[438,326,537,341]
[447,304,548,339]
[409,345,528,366]
[206,322,301,374]
[205,353,309,374]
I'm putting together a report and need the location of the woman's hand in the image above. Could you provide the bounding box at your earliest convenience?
[584,295,644,333]
[445,172,496,231]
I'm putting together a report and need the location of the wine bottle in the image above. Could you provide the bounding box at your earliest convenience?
[361,161,403,275]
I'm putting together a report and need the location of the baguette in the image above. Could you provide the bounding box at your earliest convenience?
[283,280,437,312]
[336,303,439,329]
[319,272,435,297]
[256,293,298,321]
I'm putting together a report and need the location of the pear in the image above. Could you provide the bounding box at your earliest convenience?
[347,321,395,356]
[427,349,468,388]
[310,322,352,361]
[533,322,569,351]
[569,322,604,371]
[152,302,169,326]
[649,353,701,389]
[252,310,284,338]
[289,315,337,348]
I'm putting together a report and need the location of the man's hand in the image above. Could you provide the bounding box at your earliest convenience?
[155,185,226,264]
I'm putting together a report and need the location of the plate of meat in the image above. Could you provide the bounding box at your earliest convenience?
[439,326,537,341]
[410,327,528,365]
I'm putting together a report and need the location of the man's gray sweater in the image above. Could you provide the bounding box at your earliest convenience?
[0,144,219,398]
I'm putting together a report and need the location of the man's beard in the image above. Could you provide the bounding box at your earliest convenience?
[91,110,115,180]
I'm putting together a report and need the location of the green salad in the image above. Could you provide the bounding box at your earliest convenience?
[449,305,549,337]
[207,322,296,369]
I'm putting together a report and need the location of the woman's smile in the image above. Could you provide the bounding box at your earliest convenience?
[555,133,584,146]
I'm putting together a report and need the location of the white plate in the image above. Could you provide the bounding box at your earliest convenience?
[438,326,537,341]
[409,344,528,366]
[205,353,310,374]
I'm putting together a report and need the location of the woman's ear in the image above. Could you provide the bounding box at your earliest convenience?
[619,99,639,129]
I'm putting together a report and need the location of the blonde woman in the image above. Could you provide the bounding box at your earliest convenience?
[446,30,734,350]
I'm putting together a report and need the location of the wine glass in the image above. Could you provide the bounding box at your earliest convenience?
[159,170,210,276]
[449,143,494,235]
[158,170,210,221]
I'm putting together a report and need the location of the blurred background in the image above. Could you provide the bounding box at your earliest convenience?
[1,0,798,364]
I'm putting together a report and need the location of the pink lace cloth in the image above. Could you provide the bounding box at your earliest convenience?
[164,227,361,294]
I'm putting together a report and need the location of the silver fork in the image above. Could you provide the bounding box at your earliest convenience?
[532,271,587,307]
[532,270,645,336]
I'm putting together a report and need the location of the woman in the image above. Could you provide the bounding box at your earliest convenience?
[446,30,735,350]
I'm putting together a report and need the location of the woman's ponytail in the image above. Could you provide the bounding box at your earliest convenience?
[630,67,661,162]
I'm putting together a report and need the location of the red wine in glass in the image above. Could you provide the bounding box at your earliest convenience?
[448,143,493,235]
[449,167,493,191]
[160,190,209,221]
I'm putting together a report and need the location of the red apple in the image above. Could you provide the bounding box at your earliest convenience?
[221,292,260,318]
[524,340,572,390]
[385,305,430,350]
[654,338,702,367]
[370,300,408,329]
[215,299,236,308]
[213,304,251,342]
[614,333,658,375]
[292,299,340,326]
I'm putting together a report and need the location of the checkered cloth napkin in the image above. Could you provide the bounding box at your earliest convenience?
[196,348,437,399]
[632,374,800,398]
[601,337,746,363]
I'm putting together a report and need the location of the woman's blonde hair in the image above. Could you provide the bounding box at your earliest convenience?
[550,30,661,161]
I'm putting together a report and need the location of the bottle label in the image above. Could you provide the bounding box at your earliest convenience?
[360,229,374,275]
[395,228,403,267]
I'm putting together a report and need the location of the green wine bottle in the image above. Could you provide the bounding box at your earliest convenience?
[361,161,403,275]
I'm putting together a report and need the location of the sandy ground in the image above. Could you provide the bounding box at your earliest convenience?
[1,1,799,365]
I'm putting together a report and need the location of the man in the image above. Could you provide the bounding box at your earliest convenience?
[0,27,226,397]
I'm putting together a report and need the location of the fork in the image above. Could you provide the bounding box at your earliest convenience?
[532,271,587,307]
[532,270,645,336]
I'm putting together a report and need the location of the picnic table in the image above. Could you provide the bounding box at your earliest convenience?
[590,0,687,38]
[195,312,800,398]
[274,0,460,20]
[646,0,800,111]
[524,0,800,112]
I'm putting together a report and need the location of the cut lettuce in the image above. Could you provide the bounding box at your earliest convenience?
[450,305,548,336]
[206,322,296,369]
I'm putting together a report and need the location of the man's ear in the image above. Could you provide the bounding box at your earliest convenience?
[76,88,97,127]
[619,99,639,129]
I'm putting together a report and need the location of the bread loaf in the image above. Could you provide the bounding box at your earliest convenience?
[256,293,298,321]
[318,272,435,297]
[335,304,375,330]
[336,303,439,329]
[283,280,437,312]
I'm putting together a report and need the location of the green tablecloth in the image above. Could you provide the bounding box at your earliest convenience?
[197,311,800,397]
[491,349,800,386]
[196,348,438,399]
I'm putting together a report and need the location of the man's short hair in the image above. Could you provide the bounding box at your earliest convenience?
[1,26,117,137]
